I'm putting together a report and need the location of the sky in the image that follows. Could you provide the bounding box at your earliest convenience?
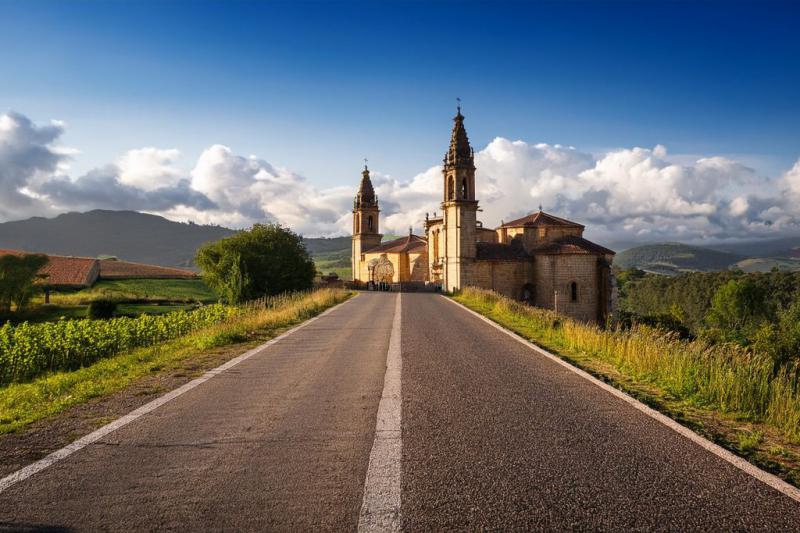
[1,0,799,245]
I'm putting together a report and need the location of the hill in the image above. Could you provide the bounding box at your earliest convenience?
[0,210,355,270]
[615,243,744,274]
[0,211,236,268]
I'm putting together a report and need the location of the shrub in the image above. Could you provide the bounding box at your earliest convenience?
[88,299,117,319]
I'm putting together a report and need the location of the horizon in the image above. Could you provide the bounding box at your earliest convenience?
[2,0,799,245]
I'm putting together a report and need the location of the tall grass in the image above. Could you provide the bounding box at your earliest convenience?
[455,287,800,441]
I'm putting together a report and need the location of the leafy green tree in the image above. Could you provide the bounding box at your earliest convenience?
[704,278,769,344]
[195,223,315,303]
[0,253,49,313]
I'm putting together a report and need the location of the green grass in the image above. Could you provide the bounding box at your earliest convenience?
[0,289,351,434]
[453,287,800,441]
[41,278,217,306]
[313,250,352,279]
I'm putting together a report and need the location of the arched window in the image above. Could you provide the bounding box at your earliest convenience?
[448,177,455,200]
[355,216,360,233]
[570,281,578,302]
[461,178,468,199]
[368,215,374,231]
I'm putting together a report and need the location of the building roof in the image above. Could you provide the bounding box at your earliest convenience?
[531,236,616,256]
[98,259,197,279]
[500,210,584,229]
[475,241,530,261]
[0,249,198,287]
[0,249,100,287]
[367,234,427,254]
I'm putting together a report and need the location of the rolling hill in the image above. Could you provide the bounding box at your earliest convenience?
[615,243,745,274]
[0,210,353,269]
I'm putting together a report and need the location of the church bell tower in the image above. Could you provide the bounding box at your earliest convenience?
[352,163,382,282]
[441,103,478,291]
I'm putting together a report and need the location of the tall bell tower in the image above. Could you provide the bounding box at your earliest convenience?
[441,103,478,291]
[352,163,381,281]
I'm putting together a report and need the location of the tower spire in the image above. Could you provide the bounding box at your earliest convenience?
[354,161,377,208]
[444,99,474,171]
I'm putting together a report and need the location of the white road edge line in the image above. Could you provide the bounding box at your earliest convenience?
[0,293,359,496]
[442,295,800,504]
[358,292,403,532]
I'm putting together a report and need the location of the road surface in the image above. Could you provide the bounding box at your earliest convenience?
[1,291,799,531]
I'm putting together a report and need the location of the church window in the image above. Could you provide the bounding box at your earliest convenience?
[355,216,360,233]
[461,178,468,199]
[448,177,455,200]
[570,281,578,302]
[368,215,374,231]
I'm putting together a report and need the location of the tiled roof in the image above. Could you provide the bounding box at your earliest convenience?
[0,249,198,287]
[531,236,616,256]
[501,210,584,229]
[476,241,530,261]
[368,234,427,254]
[0,249,99,287]
[99,259,197,279]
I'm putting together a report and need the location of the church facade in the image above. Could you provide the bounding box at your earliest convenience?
[351,107,615,324]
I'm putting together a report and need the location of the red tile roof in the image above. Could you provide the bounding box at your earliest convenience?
[0,249,196,287]
[98,259,197,279]
[368,234,427,254]
[501,210,584,229]
[531,236,616,256]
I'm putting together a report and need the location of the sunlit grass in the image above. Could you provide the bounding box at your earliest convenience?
[454,286,800,441]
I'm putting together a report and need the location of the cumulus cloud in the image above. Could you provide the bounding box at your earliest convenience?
[2,110,799,245]
[0,111,66,219]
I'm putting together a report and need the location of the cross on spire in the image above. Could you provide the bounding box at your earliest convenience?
[363,157,368,171]
[456,97,461,115]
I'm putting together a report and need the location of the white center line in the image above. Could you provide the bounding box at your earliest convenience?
[358,292,402,532]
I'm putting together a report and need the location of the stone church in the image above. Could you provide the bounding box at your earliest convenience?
[351,107,615,324]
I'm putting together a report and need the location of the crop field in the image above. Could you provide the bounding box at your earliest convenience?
[0,289,351,434]
[0,304,237,385]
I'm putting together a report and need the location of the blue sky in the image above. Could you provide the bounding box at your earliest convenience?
[1,0,800,242]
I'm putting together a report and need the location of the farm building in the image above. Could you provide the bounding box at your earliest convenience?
[0,249,196,290]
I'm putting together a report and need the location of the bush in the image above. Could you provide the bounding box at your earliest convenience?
[88,300,117,319]
[196,223,316,303]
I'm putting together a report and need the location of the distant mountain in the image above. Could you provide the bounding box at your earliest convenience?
[0,210,353,269]
[615,243,745,274]
[708,236,800,258]
[0,211,236,268]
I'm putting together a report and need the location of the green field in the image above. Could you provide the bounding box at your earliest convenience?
[313,249,352,279]
[41,278,216,306]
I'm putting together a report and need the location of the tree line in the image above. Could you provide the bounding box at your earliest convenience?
[615,269,800,365]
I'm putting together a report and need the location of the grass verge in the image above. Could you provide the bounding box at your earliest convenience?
[0,289,351,434]
[453,286,800,487]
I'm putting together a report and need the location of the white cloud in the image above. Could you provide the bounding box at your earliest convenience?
[118,147,183,190]
[2,110,800,245]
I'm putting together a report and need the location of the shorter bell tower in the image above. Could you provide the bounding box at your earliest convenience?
[352,163,382,282]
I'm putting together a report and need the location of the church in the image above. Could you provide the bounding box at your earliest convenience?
[351,106,615,324]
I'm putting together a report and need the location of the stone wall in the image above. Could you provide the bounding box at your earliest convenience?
[533,253,601,323]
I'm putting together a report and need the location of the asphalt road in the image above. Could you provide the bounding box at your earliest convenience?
[1,291,799,531]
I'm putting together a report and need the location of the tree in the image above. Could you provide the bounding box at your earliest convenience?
[0,253,49,313]
[195,223,316,303]
[704,278,769,344]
